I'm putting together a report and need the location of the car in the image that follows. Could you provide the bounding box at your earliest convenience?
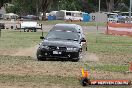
[20,15,39,20]
[36,24,87,62]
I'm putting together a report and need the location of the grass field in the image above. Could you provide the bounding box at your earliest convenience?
[38,20,106,26]
[0,29,132,88]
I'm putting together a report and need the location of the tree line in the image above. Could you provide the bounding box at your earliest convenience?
[0,0,130,19]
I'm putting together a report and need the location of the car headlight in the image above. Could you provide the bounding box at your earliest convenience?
[67,47,78,51]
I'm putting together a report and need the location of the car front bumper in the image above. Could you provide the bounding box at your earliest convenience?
[37,49,80,59]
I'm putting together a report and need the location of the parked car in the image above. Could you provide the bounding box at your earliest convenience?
[0,23,5,29]
[37,24,87,62]
[20,15,39,20]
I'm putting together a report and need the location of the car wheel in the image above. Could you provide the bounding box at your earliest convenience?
[37,56,46,61]
[71,52,81,62]
[24,29,26,32]
[86,47,87,51]
[71,57,79,62]
[37,53,46,61]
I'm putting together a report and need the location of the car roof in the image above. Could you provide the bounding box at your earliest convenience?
[54,24,78,27]
[52,24,80,32]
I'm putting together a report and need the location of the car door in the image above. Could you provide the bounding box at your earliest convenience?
[77,25,87,52]
[80,36,87,52]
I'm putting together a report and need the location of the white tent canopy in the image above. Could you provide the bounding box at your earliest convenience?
[4,13,19,19]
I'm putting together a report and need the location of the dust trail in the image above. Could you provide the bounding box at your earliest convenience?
[81,53,99,62]
[11,45,39,59]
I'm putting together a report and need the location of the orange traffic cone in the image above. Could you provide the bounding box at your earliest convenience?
[81,68,91,86]
[81,68,89,78]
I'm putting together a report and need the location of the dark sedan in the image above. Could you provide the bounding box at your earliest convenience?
[37,26,87,62]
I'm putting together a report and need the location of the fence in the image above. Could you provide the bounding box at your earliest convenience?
[106,22,132,37]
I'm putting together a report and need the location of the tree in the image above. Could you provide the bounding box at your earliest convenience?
[39,0,53,20]
[7,0,36,15]
[81,0,97,12]
[104,0,127,12]
[2,0,130,17]
[0,0,11,8]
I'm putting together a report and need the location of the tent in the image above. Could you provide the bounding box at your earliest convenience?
[4,13,19,19]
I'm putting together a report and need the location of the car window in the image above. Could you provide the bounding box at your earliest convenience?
[52,26,78,33]
[46,30,79,41]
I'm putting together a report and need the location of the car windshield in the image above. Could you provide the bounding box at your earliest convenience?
[46,30,79,41]
[52,26,78,33]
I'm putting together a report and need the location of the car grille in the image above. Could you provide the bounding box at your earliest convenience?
[49,46,57,50]
[59,47,66,50]
[49,46,66,51]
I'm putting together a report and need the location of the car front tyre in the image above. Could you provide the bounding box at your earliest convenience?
[37,51,46,61]
[37,55,46,61]
[71,52,81,62]
[71,57,80,62]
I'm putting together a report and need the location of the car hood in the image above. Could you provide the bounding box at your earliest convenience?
[41,39,81,48]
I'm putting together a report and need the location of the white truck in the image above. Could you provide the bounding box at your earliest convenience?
[19,21,42,32]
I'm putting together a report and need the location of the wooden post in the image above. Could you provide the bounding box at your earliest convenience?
[41,24,43,37]
[129,62,132,72]
[106,22,109,34]
[0,28,1,38]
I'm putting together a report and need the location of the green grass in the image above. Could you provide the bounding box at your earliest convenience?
[89,64,128,72]
[0,74,78,86]
[0,30,46,49]
[87,33,132,54]
[1,30,132,54]
[0,29,132,87]
[38,20,106,26]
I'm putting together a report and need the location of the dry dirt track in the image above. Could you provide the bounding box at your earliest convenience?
[0,46,102,88]
[1,46,132,79]
[0,46,131,87]
[0,45,99,62]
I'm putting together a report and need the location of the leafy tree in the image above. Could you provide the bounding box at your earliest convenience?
[7,0,36,15]
[39,0,53,20]
[2,0,130,19]
[0,0,11,8]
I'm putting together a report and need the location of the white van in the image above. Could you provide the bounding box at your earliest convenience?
[56,10,83,21]
[107,13,118,23]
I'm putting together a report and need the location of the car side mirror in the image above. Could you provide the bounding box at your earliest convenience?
[81,38,86,42]
[40,36,44,39]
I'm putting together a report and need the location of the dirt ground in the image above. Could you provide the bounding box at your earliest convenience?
[0,45,99,76]
[0,46,131,79]
[0,47,132,88]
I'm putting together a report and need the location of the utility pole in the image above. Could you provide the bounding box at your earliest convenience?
[129,0,132,23]
[99,0,101,12]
